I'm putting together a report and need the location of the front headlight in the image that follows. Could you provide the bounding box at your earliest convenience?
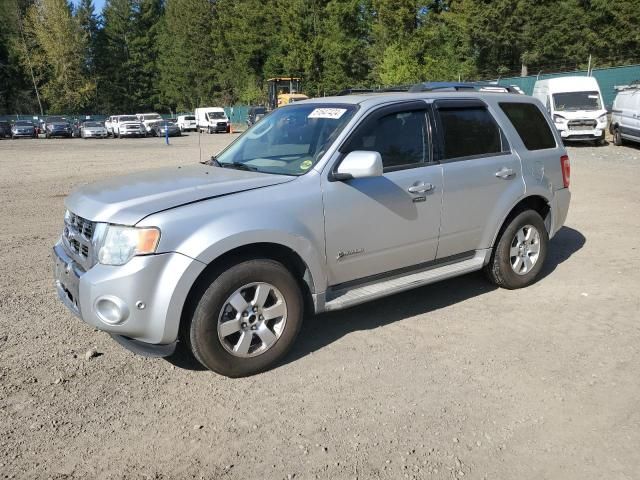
[553,114,566,124]
[97,225,160,266]
[598,114,607,123]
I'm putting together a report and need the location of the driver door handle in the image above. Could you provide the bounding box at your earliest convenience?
[408,182,434,194]
[495,167,516,179]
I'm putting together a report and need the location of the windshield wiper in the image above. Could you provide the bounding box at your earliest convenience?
[220,161,259,172]
[200,155,221,167]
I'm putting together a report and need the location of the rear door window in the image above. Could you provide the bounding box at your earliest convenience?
[499,102,556,150]
[437,106,506,160]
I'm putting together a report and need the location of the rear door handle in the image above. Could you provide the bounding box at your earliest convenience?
[495,167,516,179]
[408,182,434,194]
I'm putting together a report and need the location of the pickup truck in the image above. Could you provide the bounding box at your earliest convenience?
[53,92,571,377]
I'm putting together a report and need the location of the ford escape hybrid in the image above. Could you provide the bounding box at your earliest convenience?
[53,93,571,377]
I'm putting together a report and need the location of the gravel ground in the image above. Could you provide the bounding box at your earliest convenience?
[1,133,639,480]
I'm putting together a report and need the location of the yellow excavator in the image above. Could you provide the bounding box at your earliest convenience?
[267,77,309,110]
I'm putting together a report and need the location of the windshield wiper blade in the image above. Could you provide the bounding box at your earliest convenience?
[220,161,259,172]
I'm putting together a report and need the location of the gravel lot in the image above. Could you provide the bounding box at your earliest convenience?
[1,133,639,480]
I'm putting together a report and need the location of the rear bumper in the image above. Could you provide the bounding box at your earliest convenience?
[120,131,145,137]
[551,188,571,238]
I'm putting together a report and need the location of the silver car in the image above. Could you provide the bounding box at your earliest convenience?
[53,92,571,377]
[81,121,108,139]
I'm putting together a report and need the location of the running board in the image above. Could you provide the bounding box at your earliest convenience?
[323,252,487,312]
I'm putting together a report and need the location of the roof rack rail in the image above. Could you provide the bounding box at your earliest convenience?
[335,85,411,96]
[408,81,523,94]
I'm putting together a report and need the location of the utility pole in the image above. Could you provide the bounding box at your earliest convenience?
[587,54,592,76]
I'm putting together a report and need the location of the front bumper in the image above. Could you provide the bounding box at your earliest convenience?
[48,131,72,137]
[84,131,108,138]
[559,128,605,141]
[120,130,145,137]
[12,131,35,137]
[53,240,206,347]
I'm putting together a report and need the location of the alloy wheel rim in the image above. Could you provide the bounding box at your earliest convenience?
[509,224,541,275]
[217,282,287,358]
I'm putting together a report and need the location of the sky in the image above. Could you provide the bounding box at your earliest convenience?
[73,0,106,13]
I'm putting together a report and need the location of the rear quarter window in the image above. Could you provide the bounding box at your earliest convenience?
[499,102,556,150]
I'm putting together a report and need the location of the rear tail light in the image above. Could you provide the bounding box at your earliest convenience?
[560,154,570,188]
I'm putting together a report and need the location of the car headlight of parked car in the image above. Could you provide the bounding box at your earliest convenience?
[598,113,607,124]
[97,225,161,266]
[553,114,566,124]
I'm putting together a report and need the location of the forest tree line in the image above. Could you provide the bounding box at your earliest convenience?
[1,0,639,114]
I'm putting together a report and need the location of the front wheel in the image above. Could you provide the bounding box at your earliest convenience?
[484,209,548,289]
[187,259,303,377]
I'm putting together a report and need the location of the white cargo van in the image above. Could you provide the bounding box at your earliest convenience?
[610,86,640,146]
[195,107,229,134]
[532,76,607,145]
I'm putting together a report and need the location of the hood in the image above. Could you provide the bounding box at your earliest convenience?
[65,164,295,225]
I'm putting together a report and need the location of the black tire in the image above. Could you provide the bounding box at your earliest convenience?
[484,209,548,290]
[187,259,303,377]
[613,128,623,146]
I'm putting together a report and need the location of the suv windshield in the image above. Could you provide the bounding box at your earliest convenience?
[216,104,357,176]
[119,116,138,122]
[207,112,226,120]
[184,116,195,120]
[16,121,32,126]
[553,91,602,111]
[83,122,102,127]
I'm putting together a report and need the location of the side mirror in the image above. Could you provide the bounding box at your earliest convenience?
[334,151,383,180]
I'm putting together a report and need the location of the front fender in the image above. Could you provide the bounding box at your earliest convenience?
[137,177,328,293]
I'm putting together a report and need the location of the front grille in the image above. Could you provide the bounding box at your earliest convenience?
[63,212,96,271]
[568,119,597,130]
[217,122,227,127]
[126,124,140,130]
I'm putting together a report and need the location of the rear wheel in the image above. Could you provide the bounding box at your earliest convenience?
[187,259,303,377]
[613,128,624,146]
[484,210,548,289]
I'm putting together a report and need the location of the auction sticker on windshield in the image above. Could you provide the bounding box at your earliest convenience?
[308,108,347,119]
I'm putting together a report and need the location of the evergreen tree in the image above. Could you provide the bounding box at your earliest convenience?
[19,0,95,113]
[157,0,218,110]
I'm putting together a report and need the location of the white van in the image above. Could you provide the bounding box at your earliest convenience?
[532,76,607,144]
[195,107,229,134]
[610,86,640,146]
[177,114,197,132]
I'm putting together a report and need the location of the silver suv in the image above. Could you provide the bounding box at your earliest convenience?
[53,93,571,377]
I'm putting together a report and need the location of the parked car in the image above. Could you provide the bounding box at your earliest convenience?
[246,106,267,127]
[53,92,571,377]
[0,121,12,138]
[80,121,109,139]
[149,120,181,137]
[532,76,607,145]
[10,120,37,138]
[177,115,197,132]
[45,119,72,138]
[610,85,640,146]
[136,112,163,134]
[113,115,146,138]
[195,107,229,133]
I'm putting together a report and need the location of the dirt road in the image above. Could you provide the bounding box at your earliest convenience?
[1,134,639,479]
